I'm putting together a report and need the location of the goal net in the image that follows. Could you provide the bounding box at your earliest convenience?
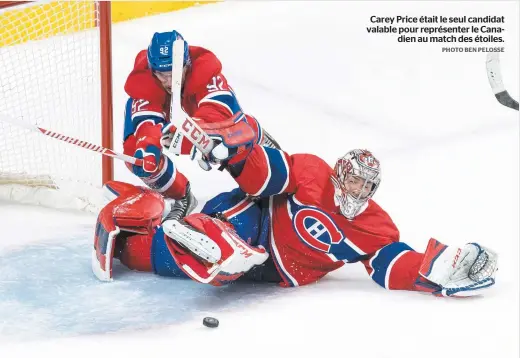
[0,1,113,213]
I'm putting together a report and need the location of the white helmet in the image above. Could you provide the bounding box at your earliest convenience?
[332,149,381,219]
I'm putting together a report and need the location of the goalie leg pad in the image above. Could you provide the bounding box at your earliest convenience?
[162,214,225,264]
[419,238,498,297]
[92,182,165,281]
[118,233,154,273]
[103,180,142,202]
[163,213,269,285]
[92,218,120,282]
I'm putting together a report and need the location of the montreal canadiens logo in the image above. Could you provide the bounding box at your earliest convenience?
[358,150,379,168]
[293,208,344,252]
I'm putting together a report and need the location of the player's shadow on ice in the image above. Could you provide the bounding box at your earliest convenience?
[0,236,285,342]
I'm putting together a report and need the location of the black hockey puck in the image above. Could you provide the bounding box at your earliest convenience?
[203,316,219,328]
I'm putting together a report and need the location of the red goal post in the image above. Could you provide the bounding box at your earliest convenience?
[0,1,114,212]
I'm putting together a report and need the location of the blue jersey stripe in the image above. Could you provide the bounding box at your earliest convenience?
[201,91,242,115]
[123,97,165,141]
[328,239,366,262]
[370,242,413,288]
[123,98,134,141]
[258,147,288,197]
[147,157,176,192]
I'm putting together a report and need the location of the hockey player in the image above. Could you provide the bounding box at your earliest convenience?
[92,141,498,297]
[122,29,279,216]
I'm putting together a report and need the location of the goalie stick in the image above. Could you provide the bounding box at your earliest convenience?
[486,52,519,111]
[0,114,144,167]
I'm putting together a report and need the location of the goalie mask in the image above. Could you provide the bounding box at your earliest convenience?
[333,149,381,219]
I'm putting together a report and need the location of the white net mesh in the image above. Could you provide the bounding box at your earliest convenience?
[0,1,107,212]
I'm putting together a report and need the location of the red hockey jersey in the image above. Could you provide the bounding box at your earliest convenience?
[234,145,401,287]
[125,45,241,119]
[123,45,264,152]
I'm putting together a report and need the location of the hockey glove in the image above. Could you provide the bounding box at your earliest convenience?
[161,112,256,170]
[161,123,212,171]
[197,112,256,167]
[132,122,163,178]
[418,238,498,297]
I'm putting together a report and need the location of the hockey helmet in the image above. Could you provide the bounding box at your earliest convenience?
[147,30,190,72]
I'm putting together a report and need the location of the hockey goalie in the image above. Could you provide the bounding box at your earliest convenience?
[92,141,498,297]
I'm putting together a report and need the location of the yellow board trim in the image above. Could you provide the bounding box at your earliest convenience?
[111,2,216,23]
[0,1,219,48]
[1,2,95,47]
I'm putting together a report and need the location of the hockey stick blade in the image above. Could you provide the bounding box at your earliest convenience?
[486,53,519,111]
[495,91,519,111]
[0,114,143,166]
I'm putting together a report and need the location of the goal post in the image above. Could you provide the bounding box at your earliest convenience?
[0,1,114,212]
[98,1,114,185]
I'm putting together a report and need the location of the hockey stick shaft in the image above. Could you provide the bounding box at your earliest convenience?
[168,39,215,156]
[0,115,143,166]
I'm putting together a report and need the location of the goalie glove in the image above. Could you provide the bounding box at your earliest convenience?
[419,238,498,297]
[162,213,269,286]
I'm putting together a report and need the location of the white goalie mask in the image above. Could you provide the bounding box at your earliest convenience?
[332,149,382,219]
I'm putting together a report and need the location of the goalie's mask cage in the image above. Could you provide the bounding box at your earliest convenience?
[0,1,113,212]
[332,149,381,220]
